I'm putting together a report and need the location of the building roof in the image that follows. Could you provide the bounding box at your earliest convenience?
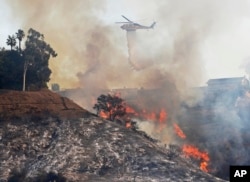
[207,77,244,85]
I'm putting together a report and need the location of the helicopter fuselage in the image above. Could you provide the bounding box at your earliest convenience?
[121,23,151,31]
[117,15,156,32]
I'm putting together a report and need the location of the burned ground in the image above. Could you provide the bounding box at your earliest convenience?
[0,90,226,181]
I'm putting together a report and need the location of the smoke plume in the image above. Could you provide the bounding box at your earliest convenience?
[6,0,221,91]
[6,0,250,90]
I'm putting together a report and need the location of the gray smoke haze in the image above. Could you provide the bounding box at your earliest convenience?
[4,1,206,88]
[7,0,250,91]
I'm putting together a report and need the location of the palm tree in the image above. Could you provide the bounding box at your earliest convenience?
[6,35,16,50]
[16,29,25,52]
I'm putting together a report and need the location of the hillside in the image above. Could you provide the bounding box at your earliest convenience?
[0,90,226,181]
[0,89,90,120]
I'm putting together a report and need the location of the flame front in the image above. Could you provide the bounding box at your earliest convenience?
[182,144,210,172]
[125,104,168,124]
[173,123,186,139]
[96,94,210,173]
[159,109,167,123]
[173,122,210,173]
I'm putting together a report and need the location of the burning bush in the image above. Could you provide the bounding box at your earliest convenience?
[93,94,126,121]
[93,94,140,130]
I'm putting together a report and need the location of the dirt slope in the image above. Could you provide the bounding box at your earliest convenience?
[0,89,90,120]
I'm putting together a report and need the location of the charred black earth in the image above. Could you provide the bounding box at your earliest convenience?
[0,90,226,181]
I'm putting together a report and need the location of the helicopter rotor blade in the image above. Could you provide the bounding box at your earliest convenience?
[122,15,134,23]
[115,22,131,24]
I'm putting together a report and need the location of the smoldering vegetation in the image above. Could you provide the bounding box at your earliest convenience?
[178,82,250,180]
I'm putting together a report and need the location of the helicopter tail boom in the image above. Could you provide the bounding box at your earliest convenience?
[150,22,156,28]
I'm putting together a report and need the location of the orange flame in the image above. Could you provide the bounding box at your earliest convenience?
[146,112,157,121]
[200,161,209,173]
[99,110,109,119]
[159,108,167,123]
[182,144,210,172]
[140,109,167,124]
[126,122,131,128]
[125,105,138,115]
[173,123,186,139]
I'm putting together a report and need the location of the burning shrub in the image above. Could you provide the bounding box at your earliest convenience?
[93,94,126,121]
[93,94,141,131]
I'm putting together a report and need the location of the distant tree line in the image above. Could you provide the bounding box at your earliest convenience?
[0,28,57,91]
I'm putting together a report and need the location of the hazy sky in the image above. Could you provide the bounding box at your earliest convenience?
[104,0,250,81]
[1,0,250,87]
[0,1,19,44]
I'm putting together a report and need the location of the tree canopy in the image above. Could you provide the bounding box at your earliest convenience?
[16,29,25,52]
[93,93,139,130]
[6,35,16,50]
[93,94,126,121]
[0,50,23,90]
[0,28,57,90]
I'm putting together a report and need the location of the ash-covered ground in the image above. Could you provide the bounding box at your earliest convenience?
[0,117,226,182]
[0,90,226,182]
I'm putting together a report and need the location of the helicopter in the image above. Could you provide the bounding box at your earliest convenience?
[116,15,156,32]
